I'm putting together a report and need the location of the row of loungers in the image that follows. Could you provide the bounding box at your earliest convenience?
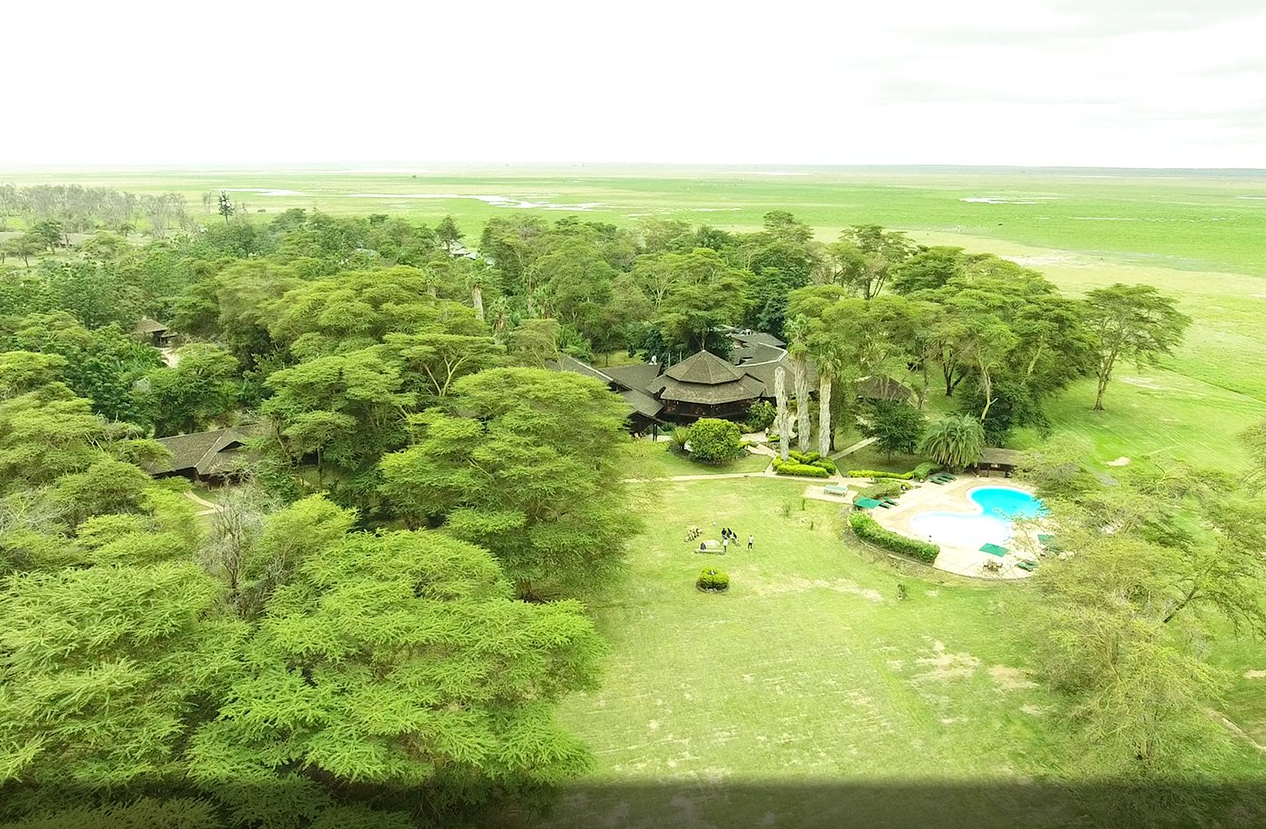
[928,473,956,485]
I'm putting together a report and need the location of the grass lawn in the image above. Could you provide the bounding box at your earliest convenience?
[622,440,772,479]
[545,477,1266,827]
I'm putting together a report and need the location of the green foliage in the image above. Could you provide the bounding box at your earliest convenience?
[858,479,909,501]
[191,528,603,815]
[686,418,744,464]
[743,400,777,432]
[379,368,634,598]
[846,469,913,480]
[862,400,926,459]
[919,415,985,471]
[848,512,938,563]
[0,562,246,787]
[696,568,730,591]
[771,460,830,478]
[670,426,690,448]
[911,462,941,480]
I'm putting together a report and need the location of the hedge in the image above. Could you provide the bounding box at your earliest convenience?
[847,469,913,480]
[772,460,830,478]
[848,512,939,563]
[846,462,941,481]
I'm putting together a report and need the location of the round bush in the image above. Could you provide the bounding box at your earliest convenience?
[687,418,744,464]
[696,568,730,592]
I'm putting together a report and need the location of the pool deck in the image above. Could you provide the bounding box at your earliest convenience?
[868,475,1047,581]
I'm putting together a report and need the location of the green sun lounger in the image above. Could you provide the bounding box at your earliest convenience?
[854,497,883,509]
[979,543,1008,556]
[1016,559,1037,572]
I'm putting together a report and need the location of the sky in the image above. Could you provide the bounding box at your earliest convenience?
[5,0,1265,169]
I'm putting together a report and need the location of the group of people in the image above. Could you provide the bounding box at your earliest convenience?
[720,527,753,552]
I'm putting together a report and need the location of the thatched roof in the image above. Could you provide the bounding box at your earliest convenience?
[979,447,1024,467]
[663,350,745,385]
[618,388,664,419]
[133,317,168,335]
[856,375,914,402]
[602,363,663,390]
[146,424,264,476]
[546,354,616,385]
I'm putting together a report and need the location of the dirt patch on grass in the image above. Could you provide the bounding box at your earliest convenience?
[1019,704,1046,716]
[914,640,981,681]
[989,665,1038,690]
[1244,670,1266,679]
[1106,456,1131,467]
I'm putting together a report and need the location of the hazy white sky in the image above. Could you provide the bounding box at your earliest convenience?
[5,0,1265,168]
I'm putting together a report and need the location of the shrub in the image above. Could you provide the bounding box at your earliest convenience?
[744,400,777,432]
[686,418,744,464]
[911,462,941,480]
[697,568,730,591]
[772,462,830,479]
[814,457,838,474]
[848,512,939,563]
[847,469,913,480]
[671,426,690,448]
[859,479,909,501]
[789,450,821,464]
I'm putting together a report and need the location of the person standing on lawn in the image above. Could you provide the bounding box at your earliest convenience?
[748,534,754,551]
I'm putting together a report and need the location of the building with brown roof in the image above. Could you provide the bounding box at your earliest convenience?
[144,424,266,483]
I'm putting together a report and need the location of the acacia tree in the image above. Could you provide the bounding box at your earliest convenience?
[1083,284,1190,411]
[379,368,634,599]
[1017,451,1266,776]
[188,522,603,821]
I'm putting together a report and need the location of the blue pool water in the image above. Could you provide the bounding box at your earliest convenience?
[909,487,1045,548]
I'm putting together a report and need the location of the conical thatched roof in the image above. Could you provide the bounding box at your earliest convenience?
[648,350,765,405]
[663,351,744,385]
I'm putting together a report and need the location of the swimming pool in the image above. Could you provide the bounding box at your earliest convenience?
[909,487,1045,549]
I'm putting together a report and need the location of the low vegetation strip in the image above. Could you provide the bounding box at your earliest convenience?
[849,511,939,563]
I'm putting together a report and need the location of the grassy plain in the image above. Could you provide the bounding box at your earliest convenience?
[543,476,1266,827]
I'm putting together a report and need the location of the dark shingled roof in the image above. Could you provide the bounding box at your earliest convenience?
[856,375,914,402]
[545,356,664,420]
[980,447,1025,466]
[146,424,265,476]
[663,351,744,385]
[133,317,169,335]
[618,388,664,419]
[603,363,663,391]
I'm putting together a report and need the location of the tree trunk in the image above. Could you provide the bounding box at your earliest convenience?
[793,355,810,452]
[1094,350,1118,411]
[818,372,833,459]
[471,284,484,321]
[774,365,790,463]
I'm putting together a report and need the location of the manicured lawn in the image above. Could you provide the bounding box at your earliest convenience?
[622,440,772,479]
[549,477,1266,827]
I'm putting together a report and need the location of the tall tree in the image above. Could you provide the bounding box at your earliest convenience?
[1083,284,1191,411]
[379,368,634,599]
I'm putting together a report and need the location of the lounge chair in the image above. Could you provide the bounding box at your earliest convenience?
[881,498,899,506]
[1016,559,1037,572]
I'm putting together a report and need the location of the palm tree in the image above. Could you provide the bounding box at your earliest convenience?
[785,316,812,452]
[774,364,791,462]
[919,415,985,471]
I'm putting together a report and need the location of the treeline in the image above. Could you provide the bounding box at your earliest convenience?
[0,184,190,238]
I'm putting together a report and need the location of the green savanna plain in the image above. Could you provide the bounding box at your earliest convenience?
[6,165,1266,823]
